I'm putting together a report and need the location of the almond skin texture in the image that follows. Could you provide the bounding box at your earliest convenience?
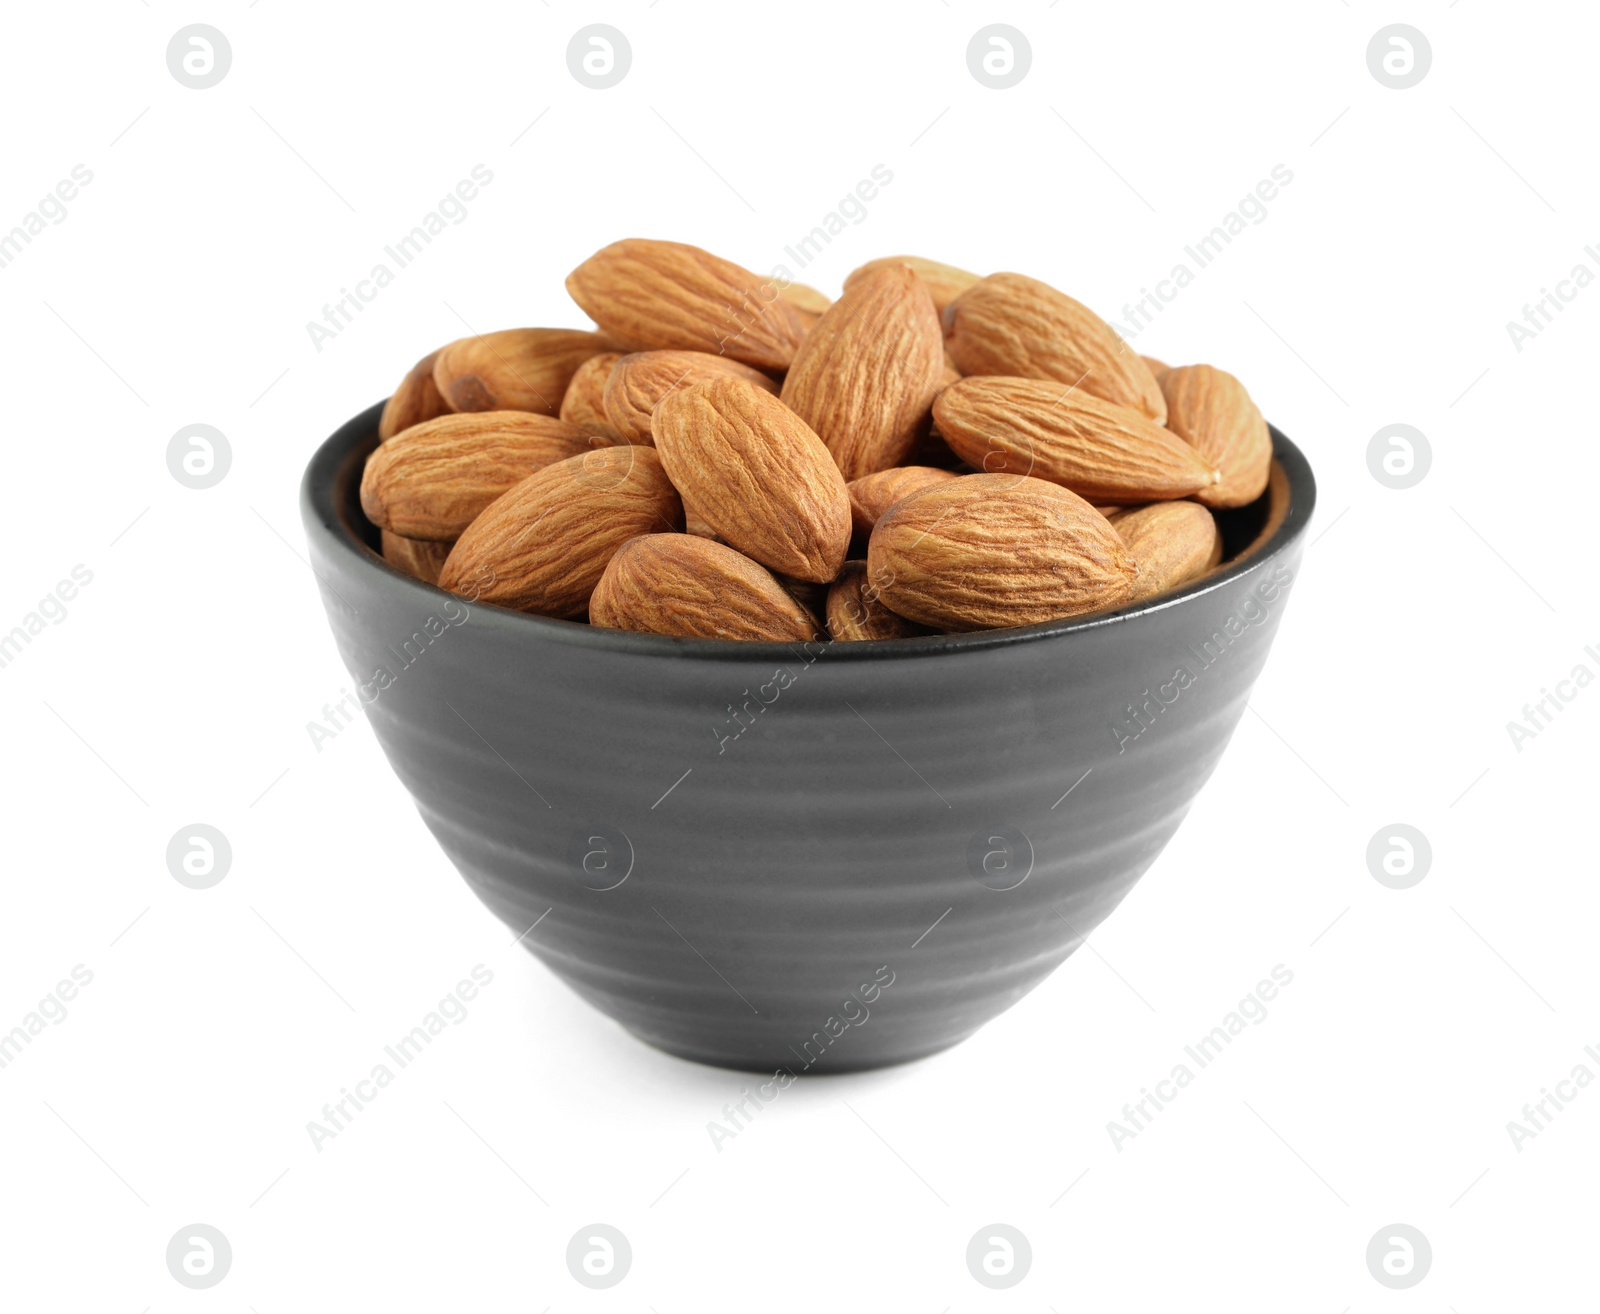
[361,412,616,542]
[943,273,1166,422]
[1140,355,1171,385]
[846,465,959,536]
[604,350,779,446]
[558,351,623,439]
[868,473,1137,631]
[1161,364,1272,508]
[380,530,453,586]
[827,562,928,641]
[433,328,615,416]
[651,378,851,584]
[934,376,1220,503]
[844,255,980,312]
[1110,502,1223,602]
[779,265,945,480]
[566,239,806,371]
[684,508,723,541]
[780,282,833,323]
[379,349,451,441]
[437,446,683,618]
[590,534,818,641]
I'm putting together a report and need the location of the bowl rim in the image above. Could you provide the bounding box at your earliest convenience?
[302,398,1316,663]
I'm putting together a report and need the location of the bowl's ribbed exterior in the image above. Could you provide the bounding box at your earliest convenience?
[304,403,1313,1073]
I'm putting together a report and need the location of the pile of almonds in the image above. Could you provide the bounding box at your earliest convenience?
[361,239,1272,641]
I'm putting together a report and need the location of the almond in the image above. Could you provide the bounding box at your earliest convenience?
[590,534,819,641]
[566,238,806,371]
[604,350,779,446]
[943,272,1166,422]
[652,378,851,584]
[934,375,1219,502]
[433,328,616,416]
[827,561,928,641]
[361,411,616,542]
[779,265,945,480]
[1110,502,1223,601]
[559,350,623,439]
[437,446,682,617]
[844,255,980,312]
[845,465,959,536]
[684,508,723,541]
[1140,355,1171,385]
[380,529,453,586]
[867,473,1137,631]
[780,282,833,324]
[1160,364,1272,508]
[378,349,451,441]
[775,574,827,626]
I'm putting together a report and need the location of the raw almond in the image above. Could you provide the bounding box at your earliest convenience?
[827,561,928,641]
[566,238,806,371]
[779,265,945,480]
[1110,502,1222,602]
[868,473,1137,631]
[652,378,851,584]
[943,272,1166,422]
[684,508,722,541]
[361,412,616,542]
[380,529,453,586]
[605,350,779,446]
[558,351,623,439]
[590,534,818,641]
[378,349,451,441]
[1161,364,1272,508]
[437,446,682,617]
[934,375,1219,502]
[776,574,827,626]
[845,465,959,536]
[1140,355,1171,385]
[433,328,616,416]
[780,282,832,324]
[844,255,980,312]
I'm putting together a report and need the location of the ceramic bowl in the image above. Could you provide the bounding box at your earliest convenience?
[302,401,1314,1072]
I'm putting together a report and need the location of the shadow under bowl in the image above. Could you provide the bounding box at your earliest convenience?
[301,402,1315,1073]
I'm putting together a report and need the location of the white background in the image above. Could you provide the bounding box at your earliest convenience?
[2,2,1595,1308]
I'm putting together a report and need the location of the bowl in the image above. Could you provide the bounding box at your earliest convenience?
[302,401,1315,1073]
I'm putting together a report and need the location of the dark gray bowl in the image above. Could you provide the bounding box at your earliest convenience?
[302,402,1314,1073]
